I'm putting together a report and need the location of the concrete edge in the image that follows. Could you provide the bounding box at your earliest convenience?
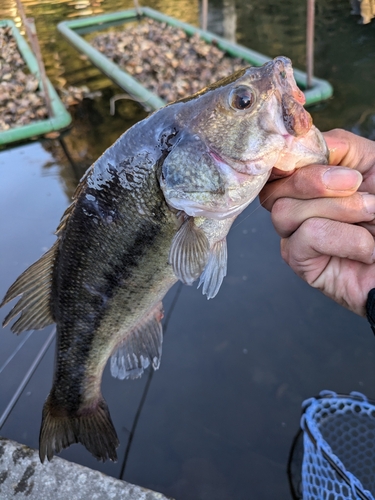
[0,437,173,500]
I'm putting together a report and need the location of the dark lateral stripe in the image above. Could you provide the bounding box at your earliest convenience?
[51,215,164,415]
[103,221,161,296]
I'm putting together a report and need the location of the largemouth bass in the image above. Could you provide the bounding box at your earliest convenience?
[1,57,328,463]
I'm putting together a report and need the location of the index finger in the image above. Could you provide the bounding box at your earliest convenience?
[325,129,375,173]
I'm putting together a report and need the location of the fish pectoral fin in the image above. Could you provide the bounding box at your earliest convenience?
[110,301,164,380]
[1,241,57,334]
[169,217,209,285]
[198,238,228,299]
[39,394,118,463]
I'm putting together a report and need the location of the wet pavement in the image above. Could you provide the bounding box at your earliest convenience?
[1,1,375,499]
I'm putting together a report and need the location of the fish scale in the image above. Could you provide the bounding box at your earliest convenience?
[51,158,177,383]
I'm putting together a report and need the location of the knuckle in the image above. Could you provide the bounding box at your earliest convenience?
[357,194,375,219]
[272,197,293,215]
[352,193,366,210]
[355,229,374,259]
[271,198,297,236]
[329,128,346,138]
[298,217,325,239]
[280,239,290,263]
[298,217,337,250]
[336,193,363,214]
[259,189,272,211]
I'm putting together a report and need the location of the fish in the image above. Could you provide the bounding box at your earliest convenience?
[0,56,328,463]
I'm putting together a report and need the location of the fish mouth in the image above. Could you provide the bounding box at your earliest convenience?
[268,167,296,182]
[209,149,277,177]
[210,125,328,180]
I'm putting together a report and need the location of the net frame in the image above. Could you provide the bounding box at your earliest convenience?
[288,390,375,500]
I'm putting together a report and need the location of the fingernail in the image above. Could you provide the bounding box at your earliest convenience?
[323,167,362,191]
[362,194,375,214]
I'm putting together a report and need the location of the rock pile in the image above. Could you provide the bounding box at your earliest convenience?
[92,19,248,103]
[0,26,49,131]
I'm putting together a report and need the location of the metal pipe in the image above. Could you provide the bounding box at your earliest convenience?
[0,328,56,430]
[306,0,315,89]
[133,0,142,17]
[201,0,208,31]
[15,0,53,116]
[25,17,54,117]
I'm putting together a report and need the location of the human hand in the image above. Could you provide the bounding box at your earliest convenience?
[259,129,375,317]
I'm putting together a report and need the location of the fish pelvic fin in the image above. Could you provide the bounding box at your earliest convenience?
[198,238,228,299]
[111,301,164,380]
[39,394,119,463]
[1,241,58,334]
[169,217,209,285]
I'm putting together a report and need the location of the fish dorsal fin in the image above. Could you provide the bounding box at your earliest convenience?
[110,302,164,380]
[198,238,228,299]
[169,217,209,285]
[1,241,57,334]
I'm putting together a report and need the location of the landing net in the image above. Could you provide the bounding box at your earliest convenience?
[289,391,375,500]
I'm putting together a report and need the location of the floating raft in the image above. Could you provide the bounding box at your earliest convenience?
[57,7,333,110]
[0,20,71,146]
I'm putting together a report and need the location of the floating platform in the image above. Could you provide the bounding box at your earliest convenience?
[57,7,333,110]
[0,20,71,147]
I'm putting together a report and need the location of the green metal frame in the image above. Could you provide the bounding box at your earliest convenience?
[57,7,333,109]
[0,20,71,146]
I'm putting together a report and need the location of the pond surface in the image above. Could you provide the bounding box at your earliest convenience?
[0,1,375,499]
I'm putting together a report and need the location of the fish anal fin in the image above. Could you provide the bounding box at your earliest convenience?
[169,217,209,285]
[110,301,164,380]
[1,241,57,334]
[198,238,228,299]
[39,394,119,463]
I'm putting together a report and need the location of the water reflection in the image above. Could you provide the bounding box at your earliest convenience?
[1,0,375,499]
[0,0,199,87]
[41,89,148,199]
[352,108,375,140]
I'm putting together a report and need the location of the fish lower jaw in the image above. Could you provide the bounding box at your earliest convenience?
[275,145,328,171]
[274,126,329,171]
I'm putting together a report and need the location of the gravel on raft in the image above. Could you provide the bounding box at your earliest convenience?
[0,26,48,131]
[92,19,249,103]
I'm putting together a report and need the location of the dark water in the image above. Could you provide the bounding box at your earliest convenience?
[0,1,375,499]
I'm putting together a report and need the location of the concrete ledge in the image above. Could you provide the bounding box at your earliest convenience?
[0,437,172,500]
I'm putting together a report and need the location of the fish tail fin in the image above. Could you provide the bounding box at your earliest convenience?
[39,394,119,463]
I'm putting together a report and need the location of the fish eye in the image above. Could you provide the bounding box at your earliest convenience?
[229,86,254,111]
